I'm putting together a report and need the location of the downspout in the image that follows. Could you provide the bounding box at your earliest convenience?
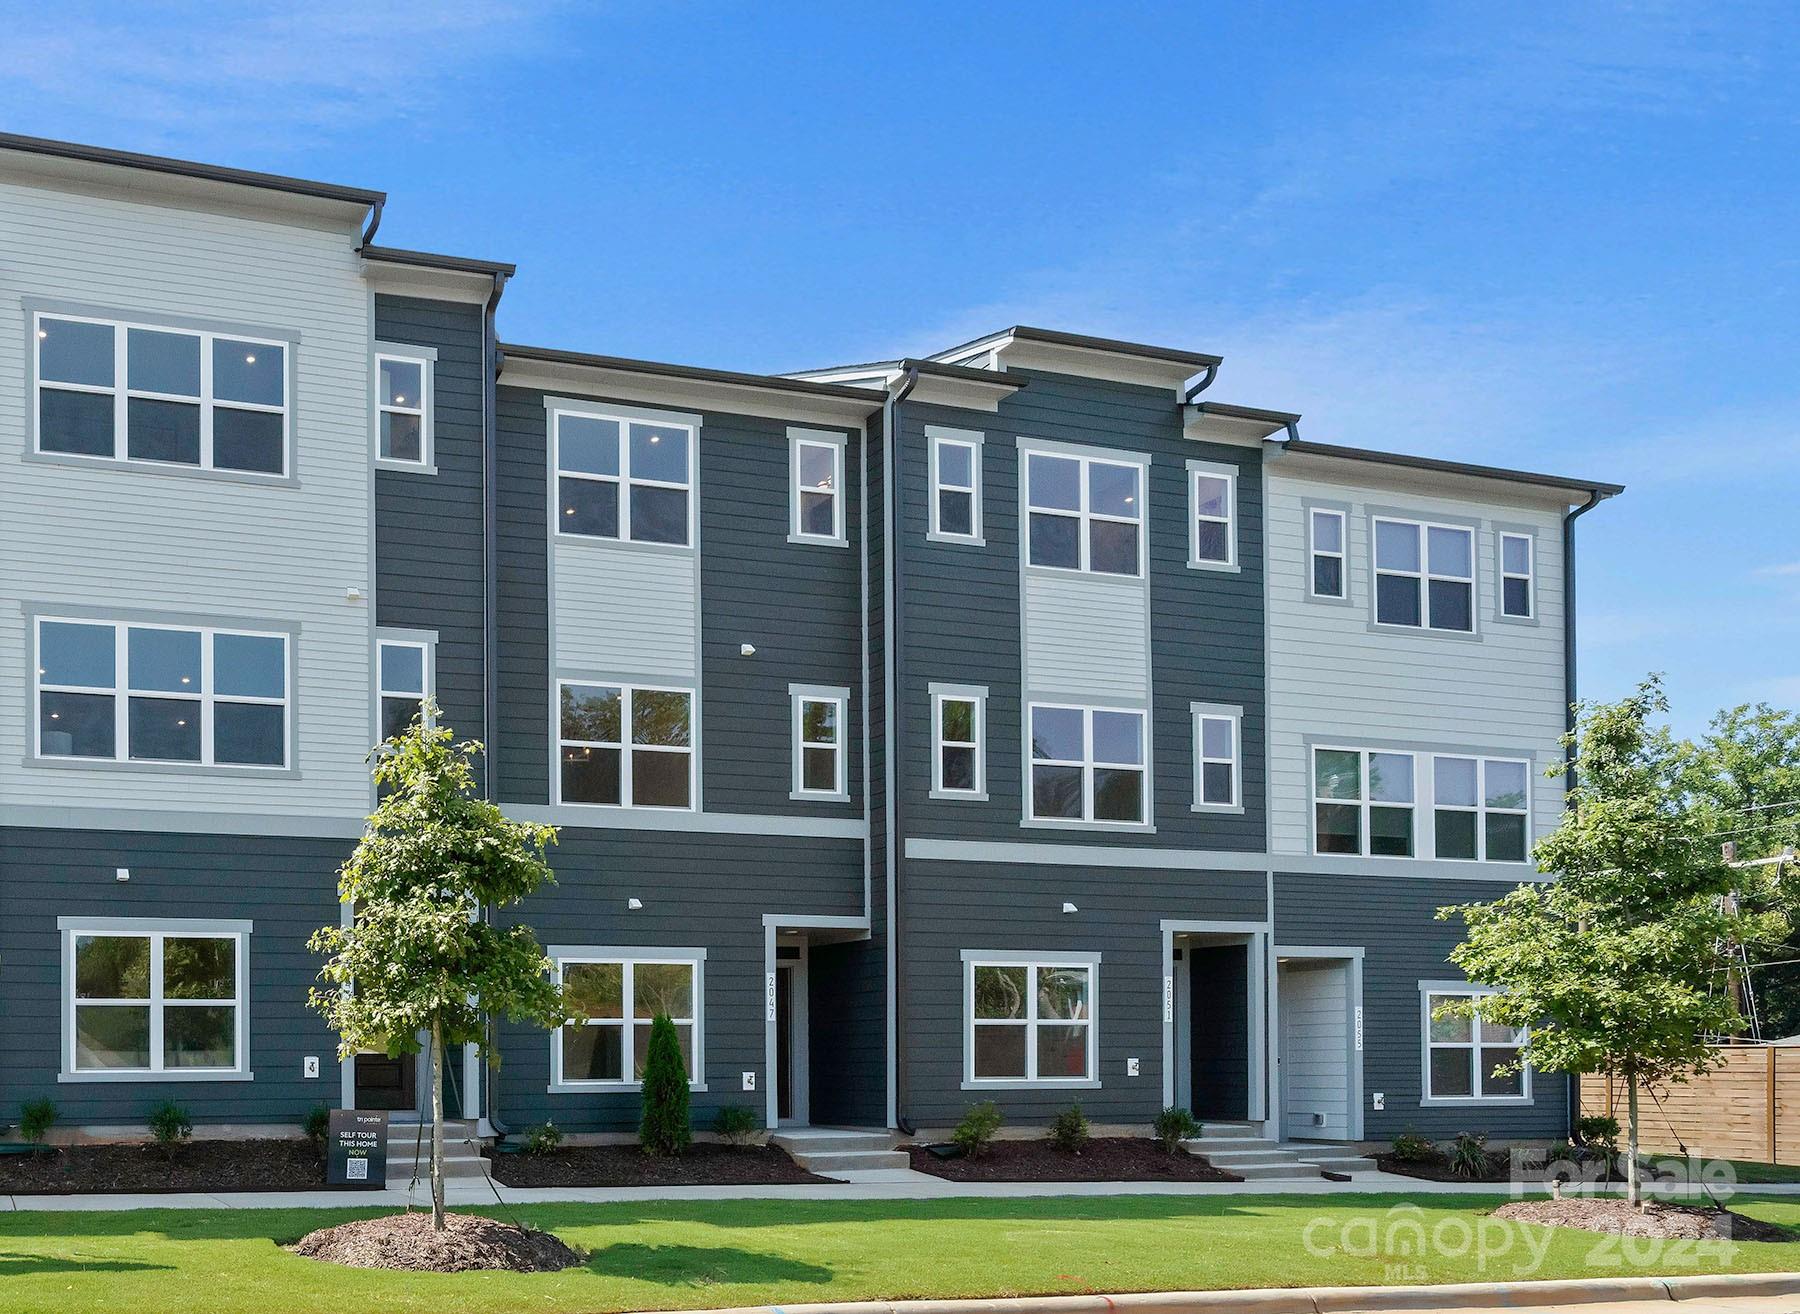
[1182,362,1219,403]
[885,366,920,1134]
[1559,487,1604,1139]
[360,199,385,248]
[480,269,510,1138]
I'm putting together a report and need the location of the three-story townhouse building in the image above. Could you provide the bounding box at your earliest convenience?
[0,133,1621,1149]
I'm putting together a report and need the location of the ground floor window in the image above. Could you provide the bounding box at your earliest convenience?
[552,949,705,1089]
[60,918,248,1077]
[963,952,1099,1085]
[1421,982,1530,1102]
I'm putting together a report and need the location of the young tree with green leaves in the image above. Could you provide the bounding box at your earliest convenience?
[1441,678,1789,1207]
[309,704,569,1230]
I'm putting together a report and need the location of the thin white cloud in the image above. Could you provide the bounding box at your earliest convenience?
[1755,562,1800,578]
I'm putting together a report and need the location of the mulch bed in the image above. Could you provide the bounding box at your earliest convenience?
[483,1141,831,1187]
[908,1137,1242,1183]
[291,1211,584,1272]
[0,1138,324,1194]
[1376,1152,1670,1185]
[1493,1198,1798,1243]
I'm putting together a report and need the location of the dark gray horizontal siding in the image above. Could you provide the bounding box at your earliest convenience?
[494,384,551,802]
[1274,871,1570,1140]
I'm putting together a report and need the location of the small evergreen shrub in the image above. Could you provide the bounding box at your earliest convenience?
[148,1102,193,1159]
[713,1105,759,1148]
[522,1121,564,1155]
[1448,1130,1491,1178]
[1576,1114,1621,1170]
[1151,1107,1199,1153]
[19,1099,57,1144]
[951,1101,1003,1158]
[1048,1102,1090,1153]
[638,1015,692,1156]
[301,1105,331,1143]
[1389,1128,1437,1162]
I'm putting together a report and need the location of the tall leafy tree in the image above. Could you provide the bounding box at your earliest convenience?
[309,705,569,1230]
[1441,679,1788,1206]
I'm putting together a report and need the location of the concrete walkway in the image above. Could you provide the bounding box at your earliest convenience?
[6,1165,1799,1211]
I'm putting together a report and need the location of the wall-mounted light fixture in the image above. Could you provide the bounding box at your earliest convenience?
[627,897,643,911]
[1061,901,1077,914]
[740,643,756,656]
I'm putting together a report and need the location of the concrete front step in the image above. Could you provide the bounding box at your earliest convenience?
[790,1149,912,1173]
[1191,1136,1277,1153]
[1201,1149,1310,1168]
[1197,1121,1265,1138]
[1230,1160,1325,1180]
[769,1127,903,1174]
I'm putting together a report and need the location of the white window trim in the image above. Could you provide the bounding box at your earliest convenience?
[554,678,698,811]
[930,684,988,801]
[1371,516,1477,634]
[788,429,848,547]
[961,951,1102,1090]
[789,683,849,802]
[549,948,707,1093]
[1311,745,1418,859]
[58,917,252,1083]
[34,617,292,771]
[1431,755,1533,864]
[376,631,436,741]
[1309,506,1348,600]
[1026,702,1150,828]
[1186,460,1239,571]
[551,404,698,549]
[1190,703,1243,812]
[374,343,436,473]
[1022,445,1148,578]
[1499,532,1535,620]
[32,309,292,478]
[928,427,985,545]
[1419,981,1533,1105]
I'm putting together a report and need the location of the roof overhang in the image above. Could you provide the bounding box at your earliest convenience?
[932,325,1220,393]
[785,357,1029,413]
[1186,401,1302,446]
[1267,437,1624,506]
[498,343,885,427]
[361,245,513,306]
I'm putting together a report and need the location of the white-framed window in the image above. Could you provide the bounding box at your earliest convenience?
[1188,463,1237,568]
[1192,705,1241,809]
[552,951,705,1089]
[790,685,848,800]
[62,920,248,1078]
[1500,533,1534,619]
[1421,983,1530,1102]
[554,408,695,547]
[1373,517,1475,633]
[35,617,289,768]
[1309,507,1347,599]
[1024,448,1145,577]
[557,680,694,809]
[964,955,1098,1085]
[789,430,846,545]
[375,348,433,468]
[932,686,987,798]
[929,430,983,542]
[1313,746,1416,857]
[376,636,433,741]
[33,311,289,476]
[1028,703,1147,825]
[1433,756,1530,863]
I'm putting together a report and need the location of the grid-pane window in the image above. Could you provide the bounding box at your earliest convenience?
[1500,533,1534,618]
[1310,508,1346,598]
[376,353,430,466]
[1433,756,1530,862]
[35,313,288,475]
[1030,704,1146,824]
[968,961,1094,1083]
[1190,468,1236,566]
[791,436,844,542]
[558,682,693,809]
[1194,711,1239,807]
[555,411,694,546]
[931,435,981,539]
[68,929,244,1074]
[792,690,846,797]
[1025,451,1144,576]
[1425,990,1527,1099]
[377,639,432,741]
[934,692,984,795]
[1374,518,1474,632]
[1313,747,1415,857]
[557,957,699,1086]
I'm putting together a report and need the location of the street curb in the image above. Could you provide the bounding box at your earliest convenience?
[694,1272,1800,1314]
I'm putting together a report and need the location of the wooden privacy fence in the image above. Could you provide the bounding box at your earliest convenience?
[1581,1044,1799,1164]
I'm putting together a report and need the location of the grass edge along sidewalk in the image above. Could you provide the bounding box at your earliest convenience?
[3,1193,1799,1314]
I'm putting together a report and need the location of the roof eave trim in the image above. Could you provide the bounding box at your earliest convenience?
[1272,437,1625,499]
[360,244,517,277]
[0,131,384,207]
[498,343,887,403]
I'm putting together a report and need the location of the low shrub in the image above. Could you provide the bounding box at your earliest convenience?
[19,1098,57,1144]
[301,1105,331,1144]
[1448,1130,1491,1178]
[1151,1106,1199,1153]
[1389,1128,1438,1162]
[638,1014,692,1157]
[713,1105,759,1148]
[1048,1102,1090,1153]
[148,1102,193,1159]
[951,1101,1003,1158]
[522,1121,564,1155]
[1576,1114,1621,1172]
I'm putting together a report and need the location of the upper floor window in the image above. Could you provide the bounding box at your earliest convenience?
[789,431,846,545]
[554,952,703,1088]
[377,636,433,741]
[1423,985,1529,1101]
[1374,518,1474,632]
[34,312,288,476]
[1310,507,1347,599]
[1314,747,1414,857]
[63,921,248,1078]
[966,956,1097,1085]
[36,618,288,768]
[557,680,694,809]
[555,410,694,547]
[375,348,433,468]
[1433,756,1530,863]
[1029,703,1146,825]
[933,687,987,798]
[929,429,983,542]
[1192,706,1241,809]
[1499,533,1535,619]
[790,685,848,801]
[1188,463,1237,568]
[1025,450,1144,577]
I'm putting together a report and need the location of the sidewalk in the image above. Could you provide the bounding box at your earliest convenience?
[8,1165,1800,1211]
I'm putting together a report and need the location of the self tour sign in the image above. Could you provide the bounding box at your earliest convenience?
[325,1109,389,1188]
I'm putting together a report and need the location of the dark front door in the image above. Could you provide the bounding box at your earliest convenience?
[1189,943,1250,1120]
[355,1052,418,1113]
[775,966,794,1121]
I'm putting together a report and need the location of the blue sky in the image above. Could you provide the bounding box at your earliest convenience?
[3,1,1795,736]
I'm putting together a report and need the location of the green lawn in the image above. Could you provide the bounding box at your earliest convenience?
[2,1194,1796,1314]
[1648,1158,1800,1185]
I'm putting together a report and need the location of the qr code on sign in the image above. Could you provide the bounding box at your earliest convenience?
[346,1157,368,1181]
